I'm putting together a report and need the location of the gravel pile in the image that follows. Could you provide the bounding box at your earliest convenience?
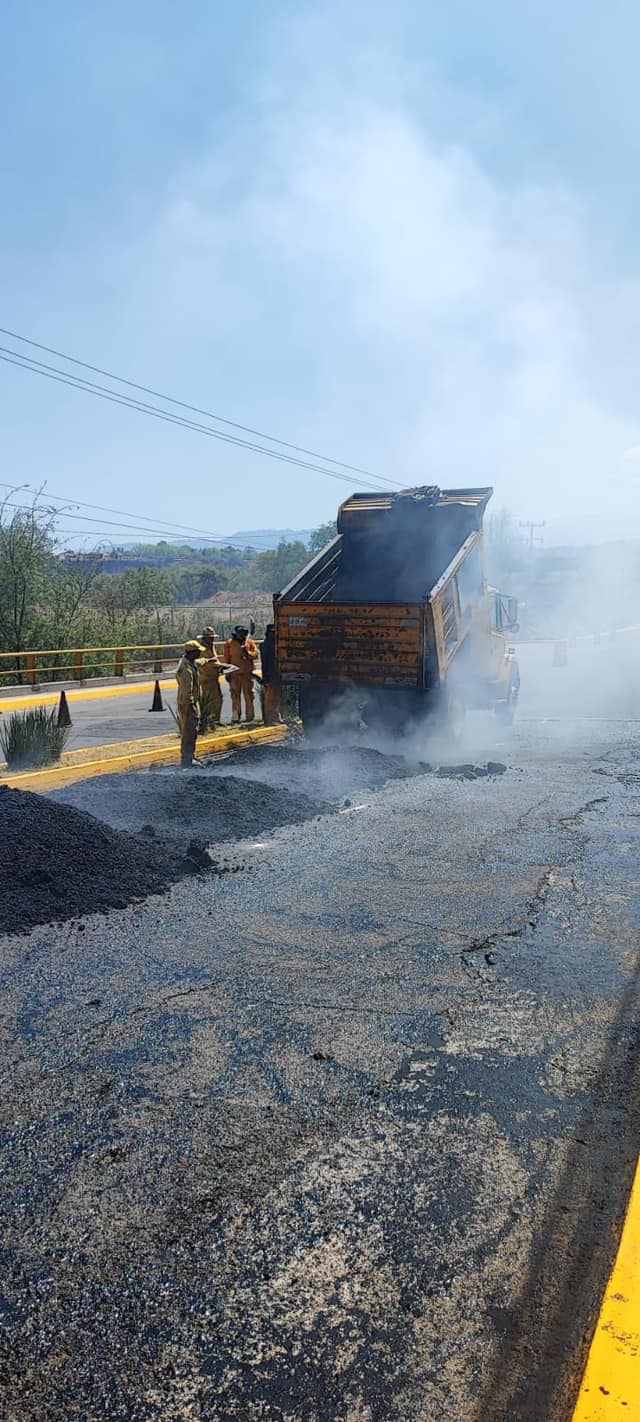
[0,785,191,937]
[7,749,509,938]
[204,743,433,802]
[52,770,325,842]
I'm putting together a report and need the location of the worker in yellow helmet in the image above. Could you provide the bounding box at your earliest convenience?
[198,626,224,730]
[176,640,204,767]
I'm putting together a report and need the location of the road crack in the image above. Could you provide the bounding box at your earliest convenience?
[460,792,609,971]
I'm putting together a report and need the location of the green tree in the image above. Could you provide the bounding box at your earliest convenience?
[94,566,170,632]
[170,564,221,602]
[47,553,102,647]
[308,520,336,554]
[0,490,57,654]
[241,540,310,593]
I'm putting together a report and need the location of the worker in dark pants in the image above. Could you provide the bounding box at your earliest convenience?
[175,640,204,767]
[260,623,282,724]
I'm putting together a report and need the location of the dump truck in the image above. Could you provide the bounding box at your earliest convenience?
[274,485,520,736]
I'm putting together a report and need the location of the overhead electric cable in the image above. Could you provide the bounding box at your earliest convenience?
[0,496,257,544]
[0,324,403,489]
[0,349,394,491]
[0,480,233,545]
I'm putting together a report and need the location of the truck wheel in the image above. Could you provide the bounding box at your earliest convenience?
[495,664,520,726]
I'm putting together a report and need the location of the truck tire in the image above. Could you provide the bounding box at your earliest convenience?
[495,663,520,726]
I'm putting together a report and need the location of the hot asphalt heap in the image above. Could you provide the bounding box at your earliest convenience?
[2,746,507,938]
[1,764,323,937]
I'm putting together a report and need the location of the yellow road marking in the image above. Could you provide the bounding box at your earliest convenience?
[0,680,174,712]
[1,723,289,792]
[572,1156,640,1418]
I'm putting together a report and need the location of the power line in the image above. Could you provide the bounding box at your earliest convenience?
[0,349,394,492]
[53,533,195,544]
[519,519,546,549]
[0,481,233,545]
[0,324,403,490]
[0,496,258,545]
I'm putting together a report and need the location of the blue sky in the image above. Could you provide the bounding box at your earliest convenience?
[2,0,640,545]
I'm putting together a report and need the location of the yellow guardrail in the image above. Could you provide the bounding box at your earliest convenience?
[0,640,228,688]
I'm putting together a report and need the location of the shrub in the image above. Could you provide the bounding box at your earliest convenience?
[0,707,70,769]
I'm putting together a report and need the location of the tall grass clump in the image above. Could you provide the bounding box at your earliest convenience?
[0,707,70,769]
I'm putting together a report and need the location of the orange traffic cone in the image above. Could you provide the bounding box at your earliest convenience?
[553,640,568,668]
[149,679,164,712]
[57,689,72,727]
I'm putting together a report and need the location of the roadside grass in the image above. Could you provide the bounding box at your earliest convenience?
[0,707,71,769]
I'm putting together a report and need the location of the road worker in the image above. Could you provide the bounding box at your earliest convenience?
[260,623,282,725]
[175,640,204,767]
[224,624,258,722]
[198,626,224,730]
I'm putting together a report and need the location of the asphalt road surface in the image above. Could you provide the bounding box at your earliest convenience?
[1,648,640,1421]
[0,675,239,752]
[61,677,236,751]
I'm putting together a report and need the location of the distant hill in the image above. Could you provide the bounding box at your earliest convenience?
[223,528,313,551]
[101,529,314,556]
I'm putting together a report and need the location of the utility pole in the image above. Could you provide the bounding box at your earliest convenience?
[519,519,546,549]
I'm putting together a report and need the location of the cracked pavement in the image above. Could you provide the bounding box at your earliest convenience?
[1,695,640,1419]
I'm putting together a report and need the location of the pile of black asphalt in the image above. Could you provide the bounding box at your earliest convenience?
[3,773,324,937]
[0,784,188,937]
[51,747,506,842]
[51,768,327,840]
[3,747,507,938]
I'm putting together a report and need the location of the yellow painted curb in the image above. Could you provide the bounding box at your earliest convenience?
[571,1157,640,1418]
[0,679,174,713]
[57,733,178,767]
[1,724,290,793]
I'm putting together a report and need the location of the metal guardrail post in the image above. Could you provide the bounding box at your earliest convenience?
[25,654,37,686]
[153,646,162,674]
[74,651,84,683]
[114,649,124,677]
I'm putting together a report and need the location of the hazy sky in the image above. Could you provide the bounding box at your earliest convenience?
[2,1,640,544]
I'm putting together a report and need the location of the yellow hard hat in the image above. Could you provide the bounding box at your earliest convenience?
[184,639,205,652]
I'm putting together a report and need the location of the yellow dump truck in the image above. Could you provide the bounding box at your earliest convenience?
[274,485,520,736]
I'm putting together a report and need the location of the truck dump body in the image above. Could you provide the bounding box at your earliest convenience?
[279,487,491,605]
[276,486,495,698]
[277,603,423,688]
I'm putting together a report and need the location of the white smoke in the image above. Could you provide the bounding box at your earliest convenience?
[126,18,640,535]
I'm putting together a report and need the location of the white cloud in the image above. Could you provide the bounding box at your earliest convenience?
[126,63,640,538]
